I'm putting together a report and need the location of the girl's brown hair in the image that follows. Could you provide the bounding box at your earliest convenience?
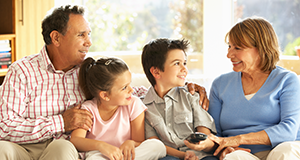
[79,57,129,100]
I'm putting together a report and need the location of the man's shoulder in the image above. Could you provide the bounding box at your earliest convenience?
[11,53,41,68]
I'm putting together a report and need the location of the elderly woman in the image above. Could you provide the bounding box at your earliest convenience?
[185,17,300,160]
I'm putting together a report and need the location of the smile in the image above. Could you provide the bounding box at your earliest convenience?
[232,61,241,65]
[79,50,88,54]
[178,75,186,79]
[126,96,132,101]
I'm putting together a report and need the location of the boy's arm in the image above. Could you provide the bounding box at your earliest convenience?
[149,136,186,160]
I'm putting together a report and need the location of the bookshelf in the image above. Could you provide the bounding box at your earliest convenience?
[0,1,15,78]
[0,34,15,77]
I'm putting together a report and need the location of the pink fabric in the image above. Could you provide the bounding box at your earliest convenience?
[81,96,147,147]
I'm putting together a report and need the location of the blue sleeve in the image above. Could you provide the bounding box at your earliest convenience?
[265,73,300,147]
[208,77,223,137]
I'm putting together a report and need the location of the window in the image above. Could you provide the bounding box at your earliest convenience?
[234,0,300,56]
[55,0,300,86]
[55,0,204,75]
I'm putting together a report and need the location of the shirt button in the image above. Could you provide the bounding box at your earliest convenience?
[168,123,171,126]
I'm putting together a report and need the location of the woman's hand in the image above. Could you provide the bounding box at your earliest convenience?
[209,135,242,156]
[119,140,136,160]
[186,82,209,111]
[98,142,123,160]
[184,150,199,160]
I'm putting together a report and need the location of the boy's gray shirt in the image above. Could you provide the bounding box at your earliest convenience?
[142,86,216,150]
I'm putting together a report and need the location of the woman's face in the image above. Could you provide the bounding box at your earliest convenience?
[227,40,261,74]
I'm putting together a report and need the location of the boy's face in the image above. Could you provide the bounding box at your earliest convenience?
[158,49,188,88]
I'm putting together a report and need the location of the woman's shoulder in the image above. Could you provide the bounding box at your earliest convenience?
[272,66,299,80]
[212,71,239,85]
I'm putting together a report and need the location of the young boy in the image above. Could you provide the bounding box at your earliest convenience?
[141,38,218,160]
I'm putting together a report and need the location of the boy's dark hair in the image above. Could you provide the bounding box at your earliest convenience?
[42,5,85,45]
[141,38,190,86]
[79,57,129,100]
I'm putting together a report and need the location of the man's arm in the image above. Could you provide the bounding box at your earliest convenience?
[0,68,57,143]
[0,66,92,144]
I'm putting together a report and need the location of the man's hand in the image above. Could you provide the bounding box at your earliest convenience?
[62,104,93,132]
[186,82,209,111]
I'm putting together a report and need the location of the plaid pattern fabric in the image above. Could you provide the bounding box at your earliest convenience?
[0,45,148,144]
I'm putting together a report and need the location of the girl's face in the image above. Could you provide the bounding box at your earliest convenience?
[227,40,261,74]
[159,49,188,88]
[108,70,133,106]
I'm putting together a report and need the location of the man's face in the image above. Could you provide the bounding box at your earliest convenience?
[58,14,92,69]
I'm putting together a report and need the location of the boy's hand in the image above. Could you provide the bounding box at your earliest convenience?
[186,82,209,111]
[184,150,199,160]
[184,132,213,151]
[119,140,136,160]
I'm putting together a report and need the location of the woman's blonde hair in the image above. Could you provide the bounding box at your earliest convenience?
[225,17,280,72]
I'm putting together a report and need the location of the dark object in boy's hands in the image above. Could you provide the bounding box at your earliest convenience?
[185,132,207,144]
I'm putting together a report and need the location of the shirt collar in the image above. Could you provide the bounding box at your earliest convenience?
[41,45,80,74]
[143,86,188,105]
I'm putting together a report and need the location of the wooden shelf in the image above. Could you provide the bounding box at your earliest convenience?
[0,0,16,82]
[0,69,8,77]
[0,34,16,40]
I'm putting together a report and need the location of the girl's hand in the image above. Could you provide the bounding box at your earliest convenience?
[99,142,123,160]
[184,150,199,160]
[209,135,241,156]
[119,140,136,160]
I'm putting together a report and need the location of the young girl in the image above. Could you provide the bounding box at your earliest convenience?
[70,57,166,160]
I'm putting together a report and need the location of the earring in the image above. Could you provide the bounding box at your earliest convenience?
[105,97,110,101]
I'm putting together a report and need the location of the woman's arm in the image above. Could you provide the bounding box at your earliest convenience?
[209,130,271,156]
